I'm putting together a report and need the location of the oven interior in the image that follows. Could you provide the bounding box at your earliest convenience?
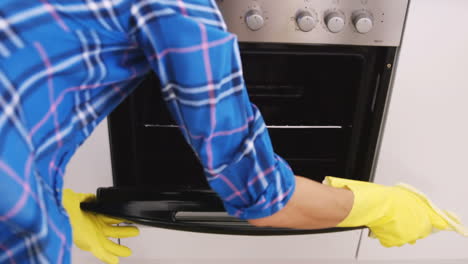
[82,44,396,235]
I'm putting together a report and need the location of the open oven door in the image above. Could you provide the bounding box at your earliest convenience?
[81,187,361,236]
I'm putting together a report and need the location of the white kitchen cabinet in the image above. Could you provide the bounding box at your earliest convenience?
[64,120,115,262]
[357,0,468,260]
[121,227,361,262]
[64,119,113,193]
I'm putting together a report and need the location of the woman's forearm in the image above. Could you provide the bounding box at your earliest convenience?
[248,175,354,229]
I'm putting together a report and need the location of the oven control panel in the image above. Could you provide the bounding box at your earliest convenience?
[216,0,409,46]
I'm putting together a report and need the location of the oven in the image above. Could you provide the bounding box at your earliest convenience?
[82,0,409,236]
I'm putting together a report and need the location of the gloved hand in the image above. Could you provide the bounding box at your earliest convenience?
[62,189,139,264]
[323,177,468,247]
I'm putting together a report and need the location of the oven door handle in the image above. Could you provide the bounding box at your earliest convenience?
[80,200,362,236]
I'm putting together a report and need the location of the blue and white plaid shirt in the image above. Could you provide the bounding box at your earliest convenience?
[0,0,295,262]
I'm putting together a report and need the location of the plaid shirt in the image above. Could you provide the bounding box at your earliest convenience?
[0,0,295,263]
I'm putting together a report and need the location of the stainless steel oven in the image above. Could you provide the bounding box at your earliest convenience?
[83,0,409,235]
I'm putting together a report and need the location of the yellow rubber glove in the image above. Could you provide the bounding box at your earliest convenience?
[62,189,140,264]
[323,177,468,247]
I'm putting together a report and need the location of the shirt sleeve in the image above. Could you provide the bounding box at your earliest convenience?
[129,0,295,220]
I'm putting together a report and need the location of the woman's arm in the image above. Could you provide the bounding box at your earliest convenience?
[248,175,354,229]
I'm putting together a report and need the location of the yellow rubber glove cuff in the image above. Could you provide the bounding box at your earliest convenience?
[323,177,468,247]
[62,189,139,264]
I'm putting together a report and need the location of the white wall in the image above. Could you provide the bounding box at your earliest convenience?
[357,0,468,261]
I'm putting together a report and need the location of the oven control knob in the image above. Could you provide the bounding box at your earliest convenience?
[296,11,316,32]
[353,11,374,34]
[245,10,265,31]
[325,11,345,33]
